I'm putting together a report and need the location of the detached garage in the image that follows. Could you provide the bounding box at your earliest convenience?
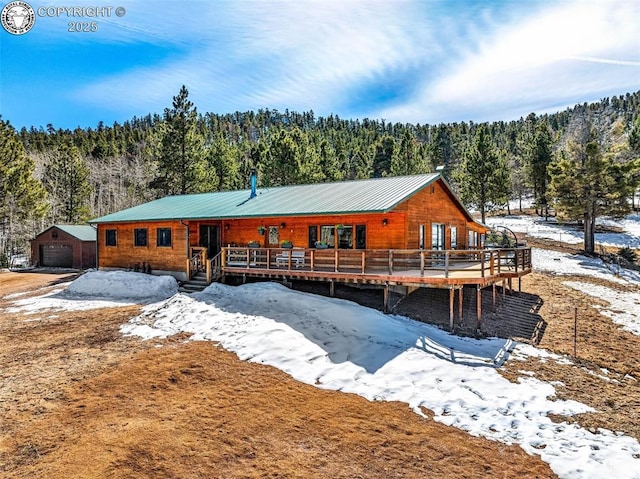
[31,225,97,269]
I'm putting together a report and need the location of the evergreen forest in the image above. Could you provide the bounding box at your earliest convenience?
[2,87,640,264]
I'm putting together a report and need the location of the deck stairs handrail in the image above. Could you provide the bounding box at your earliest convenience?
[207,251,223,284]
[187,246,207,280]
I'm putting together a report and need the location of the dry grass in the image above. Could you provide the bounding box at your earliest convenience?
[500,273,640,440]
[0,271,556,478]
[7,261,640,476]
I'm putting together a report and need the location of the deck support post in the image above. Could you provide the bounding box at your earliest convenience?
[492,283,496,311]
[449,288,455,331]
[383,284,389,313]
[476,285,482,330]
[329,281,335,297]
[458,286,463,322]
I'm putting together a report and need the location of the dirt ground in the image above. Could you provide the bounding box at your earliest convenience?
[0,262,638,478]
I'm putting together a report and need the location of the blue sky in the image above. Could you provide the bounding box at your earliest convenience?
[1,0,639,130]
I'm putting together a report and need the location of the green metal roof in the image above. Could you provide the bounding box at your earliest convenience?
[90,173,446,224]
[53,224,97,241]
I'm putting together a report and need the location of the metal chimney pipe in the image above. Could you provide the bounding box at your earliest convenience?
[250,169,257,199]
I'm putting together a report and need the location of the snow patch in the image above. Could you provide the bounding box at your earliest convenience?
[121,281,640,479]
[564,281,640,336]
[67,270,178,299]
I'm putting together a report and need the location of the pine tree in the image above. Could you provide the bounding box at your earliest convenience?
[206,132,240,191]
[150,85,206,195]
[0,119,48,261]
[43,141,93,223]
[525,120,554,218]
[260,128,322,186]
[391,130,427,176]
[453,125,510,223]
[372,135,396,177]
[260,129,300,187]
[548,126,634,254]
[317,138,342,182]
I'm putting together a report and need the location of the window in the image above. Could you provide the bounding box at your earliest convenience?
[320,225,335,247]
[105,229,117,247]
[419,224,426,249]
[308,226,318,248]
[432,223,445,250]
[157,228,172,247]
[337,225,353,249]
[451,226,457,249]
[468,231,478,248]
[134,228,148,247]
[355,225,366,249]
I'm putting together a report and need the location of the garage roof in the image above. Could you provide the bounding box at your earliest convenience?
[51,225,97,241]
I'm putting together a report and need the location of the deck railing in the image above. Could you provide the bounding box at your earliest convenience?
[220,247,532,279]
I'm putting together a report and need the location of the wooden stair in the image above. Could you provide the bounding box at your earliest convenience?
[180,271,209,293]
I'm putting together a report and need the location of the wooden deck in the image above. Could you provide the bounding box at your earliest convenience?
[189,246,532,331]
[217,247,532,288]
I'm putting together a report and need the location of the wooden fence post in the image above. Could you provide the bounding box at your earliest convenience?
[573,307,578,358]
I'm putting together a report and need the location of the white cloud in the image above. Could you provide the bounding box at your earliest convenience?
[75,1,430,117]
[378,0,640,123]
[72,0,640,124]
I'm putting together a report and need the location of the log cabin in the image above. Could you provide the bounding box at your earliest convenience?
[90,172,532,328]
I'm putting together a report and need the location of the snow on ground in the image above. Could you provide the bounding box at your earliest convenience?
[120,281,640,479]
[6,214,640,478]
[532,248,640,285]
[67,270,177,299]
[3,271,177,314]
[486,213,640,249]
[564,281,640,336]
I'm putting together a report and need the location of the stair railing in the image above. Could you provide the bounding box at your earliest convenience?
[188,247,207,280]
[207,251,223,284]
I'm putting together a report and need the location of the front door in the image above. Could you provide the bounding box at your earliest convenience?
[267,226,280,248]
[199,225,220,259]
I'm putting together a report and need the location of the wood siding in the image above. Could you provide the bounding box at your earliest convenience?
[403,179,486,250]
[217,213,406,251]
[96,178,488,276]
[97,221,187,273]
